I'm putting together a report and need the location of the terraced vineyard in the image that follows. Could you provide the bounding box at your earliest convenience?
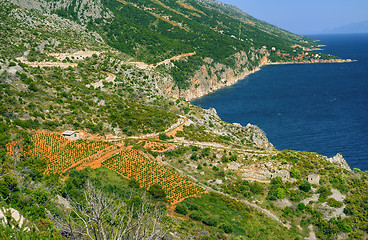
[103,149,205,204]
[8,131,113,174]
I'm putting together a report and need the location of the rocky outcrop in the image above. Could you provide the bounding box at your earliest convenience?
[11,0,114,25]
[326,153,352,172]
[179,50,268,101]
[0,207,29,230]
[245,123,274,150]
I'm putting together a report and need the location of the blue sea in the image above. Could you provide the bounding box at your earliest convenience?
[192,33,368,171]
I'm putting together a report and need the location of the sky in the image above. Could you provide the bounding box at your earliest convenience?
[217,0,368,34]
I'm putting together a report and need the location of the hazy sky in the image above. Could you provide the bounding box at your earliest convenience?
[217,0,368,34]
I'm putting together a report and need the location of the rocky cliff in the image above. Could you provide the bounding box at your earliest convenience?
[10,0,113,25]
[327,153,352,172]
[164,49,269,101]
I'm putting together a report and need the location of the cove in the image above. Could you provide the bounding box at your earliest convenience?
[192,33,368,171]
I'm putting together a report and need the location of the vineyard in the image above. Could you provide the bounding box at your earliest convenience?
[6,131,204,204]
[7,131,113,174]
[103,149,205,204]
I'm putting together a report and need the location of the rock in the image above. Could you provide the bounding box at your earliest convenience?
[215,179,223,184]
[0,207,28,230]
[327,153,351,172]
[56,194,72,209]
[246,124,274,150]
[328,189,345,202]
[227,161,240,171]
[274,198,293,209]
[232,122,242,127]
[301,194,320,205]
[11,0,114,26]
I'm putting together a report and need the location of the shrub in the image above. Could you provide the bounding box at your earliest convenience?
[128,178,140,188]
[317,186,332,202]
[271,177,283,186]
[327,198,343,208]
[159,133,169,141]
[290,168,301,179]
[297,203,306,211]
[189,211,202,221]
[174,203,188,215]
[299,180,311,192]
[148,184,166,199]
[33,187,49,205]
[188,203,199,211]
[203,215,218,226]
[250,182,264,195]
[219,222,234,233]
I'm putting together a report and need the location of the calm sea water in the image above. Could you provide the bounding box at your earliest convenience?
[192,33,368,171]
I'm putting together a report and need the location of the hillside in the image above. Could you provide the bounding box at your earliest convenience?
[1,0,367,239]
[9,0,342,101]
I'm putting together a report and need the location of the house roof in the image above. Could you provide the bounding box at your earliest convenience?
[62,130,78,136]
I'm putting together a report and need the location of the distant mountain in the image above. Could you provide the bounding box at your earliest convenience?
[323,20,368,34]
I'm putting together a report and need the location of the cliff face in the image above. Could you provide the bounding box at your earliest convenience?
[10,0,113,25]
[178,50,269,101]
[327,153,352,172]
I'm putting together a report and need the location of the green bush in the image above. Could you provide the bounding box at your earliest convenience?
[250,182,264,195]
[290,168,301,179]
[297,203,306,211]
[327,198,343,208]
[148,184,166,199]
[189,211,202,221]
[299,180,311,192]
[158,133,169,141]
[174,203,188,215]
[203,215,218,226]
[188,203,199,211]
[219,222,234,233]
[128,178,140,188]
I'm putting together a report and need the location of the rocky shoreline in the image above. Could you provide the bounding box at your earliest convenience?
[265,58,355,66]
[186,57,355,101]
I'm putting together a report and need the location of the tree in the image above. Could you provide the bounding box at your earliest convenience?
[174,203,188,215]
[58,182,168,240]
[299,180,312,192]
[148,184,166,199]
[128,178,140,188]
[202,215,218,226]
[219,222,234,233]
[158,133,169,141]
[189,211,202,221]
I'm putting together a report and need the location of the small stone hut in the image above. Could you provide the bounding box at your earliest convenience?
[62,130,79,141]
[307,174,320,185]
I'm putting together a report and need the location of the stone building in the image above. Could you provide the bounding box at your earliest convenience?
[62,130,79,141]
[307,174,320,185]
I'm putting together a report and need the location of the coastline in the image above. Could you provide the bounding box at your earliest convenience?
[188,57,355,102]
[265,58,355,66]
